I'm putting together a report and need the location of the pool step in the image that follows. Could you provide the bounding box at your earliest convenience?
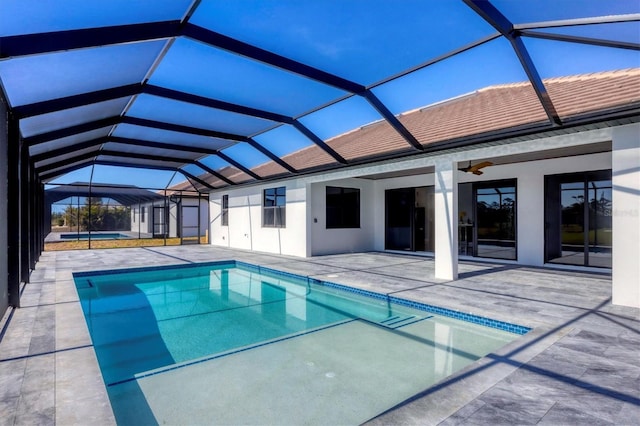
[378,314,433,329]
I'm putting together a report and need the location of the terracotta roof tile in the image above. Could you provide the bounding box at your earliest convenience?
[174,69,639,190]
[546,69,640,117]
[266,69,638,170]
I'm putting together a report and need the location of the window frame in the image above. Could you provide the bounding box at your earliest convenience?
[326,186,361,229]
[262,186,286,228]
[221,194,229,226]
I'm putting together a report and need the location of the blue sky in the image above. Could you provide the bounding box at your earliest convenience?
[19,0,635,190]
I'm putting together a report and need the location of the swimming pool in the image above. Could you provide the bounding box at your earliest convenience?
[74,261,529,425]
[61,232,130,240]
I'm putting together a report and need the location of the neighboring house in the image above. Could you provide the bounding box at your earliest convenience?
[206,70,640,307]
[44,183,208,240]
[131,191,209,239]
[45,183,164,235]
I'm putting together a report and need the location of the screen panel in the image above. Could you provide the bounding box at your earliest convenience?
[126,94,277,137]
[0,41,165,106]
[29,127,113,157]
[492,0,639,24]
[148,38,347,117]
[220,143,289,177]
[372,37,530,115]
[523,38,640,119]
[35,146,98,169]
[190,0,496,85]
[20,97,130,137]
[524,22,640,44]
[0,0,191,36]
[111,124,232,150]
[101,142,204,161]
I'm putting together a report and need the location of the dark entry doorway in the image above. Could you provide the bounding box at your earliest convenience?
[385,187,434,252]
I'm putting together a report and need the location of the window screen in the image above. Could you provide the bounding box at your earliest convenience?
[263,187,286,228]
[221,195,229,226]
[326,186,360,229]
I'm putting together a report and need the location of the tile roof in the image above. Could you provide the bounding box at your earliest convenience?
[193,68,640,188]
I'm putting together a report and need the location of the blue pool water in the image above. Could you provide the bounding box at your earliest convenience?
[74,261,529,424]
[61,232,130,240]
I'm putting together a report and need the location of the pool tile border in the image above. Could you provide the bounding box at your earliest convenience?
[237,261,531,335]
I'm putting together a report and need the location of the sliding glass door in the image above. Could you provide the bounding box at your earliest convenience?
[474,180,517,260]
[385,187,434,252]
[545,171,612,268]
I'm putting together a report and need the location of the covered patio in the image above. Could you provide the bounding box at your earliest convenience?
[1,1,639,424]
[0,246,637,424]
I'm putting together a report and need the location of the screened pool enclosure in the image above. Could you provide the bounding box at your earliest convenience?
[0,0,638,312]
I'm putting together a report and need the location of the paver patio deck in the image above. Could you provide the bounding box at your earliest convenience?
[1,246,638,425]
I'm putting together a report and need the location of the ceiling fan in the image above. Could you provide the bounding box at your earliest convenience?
[459,161,493,175]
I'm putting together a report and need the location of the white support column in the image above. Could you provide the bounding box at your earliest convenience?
[612,124,640,308]
[434,160,458,280]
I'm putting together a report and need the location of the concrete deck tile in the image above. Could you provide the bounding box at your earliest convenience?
[538,403,615,425]
[0,359,26,400]
[55,280,79,304]
[260,259,351,277]
[0,396,20,426]
[1,246,639,425]
[13,355,55,426]
[437,399,486,426]
[477,385,556,423]
[56,346,115,425]
[458,402,540,425]
[54,301,92,351]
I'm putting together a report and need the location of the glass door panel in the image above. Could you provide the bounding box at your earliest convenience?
[545,171,612,268]
[474,181,517,260]
[587,180,612,268]
[559,183,586,266]
[415,186,435,252]
[385,188,413,251]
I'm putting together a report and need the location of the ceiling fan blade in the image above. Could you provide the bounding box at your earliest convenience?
[468,161,494,173]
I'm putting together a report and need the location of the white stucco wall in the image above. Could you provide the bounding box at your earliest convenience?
[308,178,375,256]
[130,205,151,234]
[210,180,307,257]
[460,151,612,266]
[207,126,636,307]
[369,151,611,266]
[210,128,616,267]
[612,123,640,308]
[210,150,612,265]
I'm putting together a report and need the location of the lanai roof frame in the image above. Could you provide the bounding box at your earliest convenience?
[0,0,637,186]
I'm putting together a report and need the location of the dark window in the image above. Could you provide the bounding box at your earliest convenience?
[141,206,146,223]
[263,187,286,228]
[326,186,360,229]
[221,195,229,226]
